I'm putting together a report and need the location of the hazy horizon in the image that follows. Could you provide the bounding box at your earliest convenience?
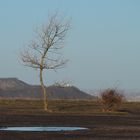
[0,0,140,90]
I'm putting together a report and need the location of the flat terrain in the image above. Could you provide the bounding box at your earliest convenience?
[0,100,140,140]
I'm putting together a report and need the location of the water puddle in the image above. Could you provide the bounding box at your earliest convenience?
[0,127,88,132]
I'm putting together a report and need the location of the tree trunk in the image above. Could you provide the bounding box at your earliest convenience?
[40,68,48,111]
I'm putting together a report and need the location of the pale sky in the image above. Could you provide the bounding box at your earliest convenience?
[0,0,140,90]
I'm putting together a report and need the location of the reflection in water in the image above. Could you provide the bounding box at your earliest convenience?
[0,127,88,132]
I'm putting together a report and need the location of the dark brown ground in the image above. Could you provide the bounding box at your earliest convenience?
[0,114,140,140]
[0,100,140,140]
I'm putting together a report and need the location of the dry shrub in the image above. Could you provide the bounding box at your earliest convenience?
[100,89,124,112]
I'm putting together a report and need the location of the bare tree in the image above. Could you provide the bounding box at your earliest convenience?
[100,88,124,112]
[21,14,70,111]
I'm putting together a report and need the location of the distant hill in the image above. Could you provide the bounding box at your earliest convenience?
[0,78,95,100]
[47,85,94,100]
[0,78,29,90]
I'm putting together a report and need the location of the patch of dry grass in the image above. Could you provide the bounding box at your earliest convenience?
[0,99,139,115]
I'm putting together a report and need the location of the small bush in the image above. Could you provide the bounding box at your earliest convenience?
[100,88,124,112]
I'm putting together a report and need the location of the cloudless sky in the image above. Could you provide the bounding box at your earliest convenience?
[0,0,140,91]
